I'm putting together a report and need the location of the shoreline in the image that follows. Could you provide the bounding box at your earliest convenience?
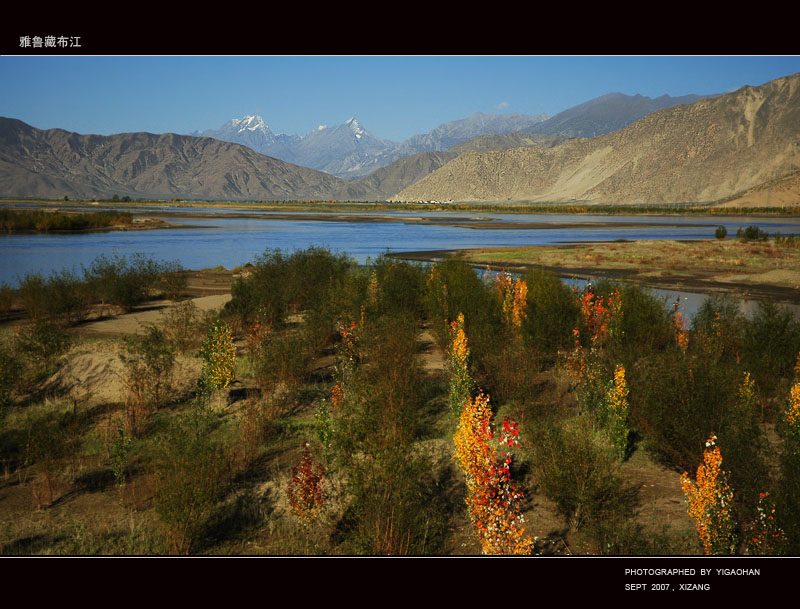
[0,216,189,234]
[6,197,800,217]
[4,198,800,218]
[390,244,800,306]
[143,211,715,230]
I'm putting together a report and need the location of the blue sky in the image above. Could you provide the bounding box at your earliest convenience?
[2,55,799,143]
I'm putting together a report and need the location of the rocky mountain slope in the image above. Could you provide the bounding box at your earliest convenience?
[343,150,460,200]
[291,118,396,178]
[449,132,568,155]
[715,170,800,208]
[0,115,567,203]
[190,95,712,182]
[0,118,379,201]
[530,92,711,138]
[391,74,800,205]
[192,115,302,164]
[396,111,549,153]
[343,133,569,199]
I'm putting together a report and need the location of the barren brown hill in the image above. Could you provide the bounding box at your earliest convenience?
[0,118,379,201]
[345,133,569,200]
[715,169,800,208]
[340,150,459,201]
[391,73,800,205]
[448,132,569,155]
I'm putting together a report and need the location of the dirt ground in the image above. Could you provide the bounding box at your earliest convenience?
[75,294,231,337]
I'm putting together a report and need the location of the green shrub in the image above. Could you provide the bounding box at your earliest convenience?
[775,233,800,248]
[225,250,289,327]
[630,351,733,470]
[159,300,203,354]
[592,281,674,364]
[283,247,354,313]
[736,225,769,241]
[0,282,13,320]
[585,517,686,555]
[335,314,425,452]
[330,313,446,554]
[715,226,728,239]
[521,269,580,363]
[151,404,231,554]
[14,318,72,371]
[16,254,174,323]
[476,332,541,408]
[0,340,23,427]
[251,327,314,399]
[774,438,800,554]
[0,208,132,232]
[84,252,163,313]
[17,272,50,322]
[48,268,93,325]
[158,260,188,301]
[17,269,91,325]
[225,247,355,329]
[301,280,347,356]
[340,446,446,555]
[526,415,638,531]
[325,268,369,324]
[24,407,73,508]
[109,425,132,489]
[367,256,427,321]
[425,255,501,352]
[741,300,800,400]
[692,294,744,362]
[629,350,768,518]
[119,326,176,436]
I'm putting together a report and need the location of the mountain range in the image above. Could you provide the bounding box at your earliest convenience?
[392,73,800,205]
[530,92,709,138]
[0,118,352,201]
[192,92,711,179]
[1,75,797,205]
[193,112,551,179]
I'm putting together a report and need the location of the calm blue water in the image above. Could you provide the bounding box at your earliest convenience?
[2,205,800,317]
[4,206,800,284]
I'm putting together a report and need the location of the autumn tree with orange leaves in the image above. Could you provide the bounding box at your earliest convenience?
[565,287,622,417]
[494,271,527,333]
[453,391,533,555]
[604,364,631,460]
[680,435,739,555]
[448,312,475,416]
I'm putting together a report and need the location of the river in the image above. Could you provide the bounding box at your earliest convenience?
[2,204,800,317]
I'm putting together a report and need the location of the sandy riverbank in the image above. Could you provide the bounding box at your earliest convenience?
[392,238,800,305]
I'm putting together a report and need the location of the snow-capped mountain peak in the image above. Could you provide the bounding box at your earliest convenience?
[196,109,553,178]
[345,117,365,138]
[231,114,269,133]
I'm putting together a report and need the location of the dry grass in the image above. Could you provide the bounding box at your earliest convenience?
[465,238,800,294]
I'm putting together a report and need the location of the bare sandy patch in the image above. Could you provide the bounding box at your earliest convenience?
[45,340,203,407]
[717,268,800,288]
[419,328,446,373]
[80,294,231,336]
